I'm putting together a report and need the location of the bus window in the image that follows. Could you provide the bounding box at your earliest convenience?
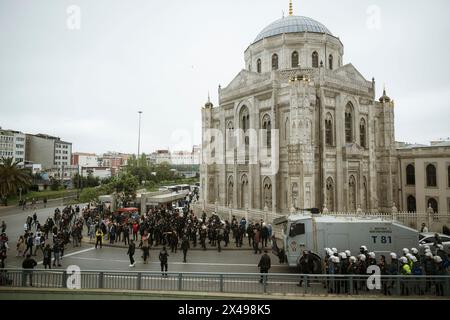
[289,223,305,237]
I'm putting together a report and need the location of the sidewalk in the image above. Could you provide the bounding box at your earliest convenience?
[1,287,444,300]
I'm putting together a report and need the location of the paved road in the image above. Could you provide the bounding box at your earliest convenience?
[1,203,292,274]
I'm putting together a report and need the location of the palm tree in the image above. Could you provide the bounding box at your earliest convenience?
[0,157,31,205]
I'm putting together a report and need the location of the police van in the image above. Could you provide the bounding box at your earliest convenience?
[274,210,419,269]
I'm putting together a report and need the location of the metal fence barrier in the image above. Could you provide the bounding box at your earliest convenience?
[1,269,449,297]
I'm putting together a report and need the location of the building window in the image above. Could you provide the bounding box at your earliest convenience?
[407,195,416,212]
[448,165,450,187]
[262,114,271,148]
[227,177,234,206]
[406,164,415,185]
[426,164,437,187]
[257,59,261,73]
[263,177,272,208]
[312,51,319,68]
[271,54,278,70]
[291,51,299,68]
[227,121,234,149]
[326,177,334,212]
[328,54,333,70]
[359,118,366,148]
[348,175,357,211]
[325,113,333,146]
[285,117,290,141]
[345,102,353,143]
[240,106,250,146]
[427,197,438,213]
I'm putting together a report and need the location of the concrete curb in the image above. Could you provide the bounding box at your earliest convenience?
[0,287,445,300]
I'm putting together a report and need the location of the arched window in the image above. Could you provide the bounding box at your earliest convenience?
[407,195,416,213]
[240,106,250,147]
[345,102,353,143]
[325,113,333,146]
[328,54,333,70]
[291,51,299,68]
[262,114,271,148]
[312,51,319,68]
[240,106,249,132]
[406,164,415,185]
[271,54,278,70]
[240,174,249,209]
[359,118,366,148]
[263,177,272,208]
[227,176,234,206]
[227,121,234,149]
[362,177,368,210]
[326,177,334,212]
[257,59,261,73]
[284,117,290,141]
[426,164,437,187]
[427,197,438,213]
[348,175,357,211]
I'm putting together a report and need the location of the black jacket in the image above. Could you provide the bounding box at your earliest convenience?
[159,250,169,263]
[127,243,135,256]
[258,254,271,270]
[22,257,37,269]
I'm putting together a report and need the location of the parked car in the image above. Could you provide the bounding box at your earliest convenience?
[418,232,450,253]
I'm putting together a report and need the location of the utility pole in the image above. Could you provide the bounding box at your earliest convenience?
[137,110,143,166]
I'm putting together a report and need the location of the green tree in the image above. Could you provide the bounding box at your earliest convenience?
[0,157,31,205]
[50,177,61,191]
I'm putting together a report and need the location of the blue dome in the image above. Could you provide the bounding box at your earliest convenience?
[253,15,333,44]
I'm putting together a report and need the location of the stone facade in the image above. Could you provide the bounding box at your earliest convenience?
[200,14,398,213]
[397,141,450,214]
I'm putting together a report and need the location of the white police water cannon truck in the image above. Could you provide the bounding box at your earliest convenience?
[273,209,419,270]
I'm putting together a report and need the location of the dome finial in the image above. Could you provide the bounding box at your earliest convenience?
[289,0,293,16]
[208,91,211,103]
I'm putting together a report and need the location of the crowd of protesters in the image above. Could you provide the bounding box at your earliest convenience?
[1,188,449,294]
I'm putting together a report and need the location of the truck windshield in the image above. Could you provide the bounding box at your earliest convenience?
[289,223,305,237]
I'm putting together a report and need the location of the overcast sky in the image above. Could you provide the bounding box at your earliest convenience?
[1,0,449,154]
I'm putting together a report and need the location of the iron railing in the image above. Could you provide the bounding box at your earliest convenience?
[1,269,449,297]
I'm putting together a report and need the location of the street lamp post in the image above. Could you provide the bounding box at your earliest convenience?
[137,110,143,166]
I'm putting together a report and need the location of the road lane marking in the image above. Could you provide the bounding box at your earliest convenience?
[66,256,286,267]
[37,247,96,265]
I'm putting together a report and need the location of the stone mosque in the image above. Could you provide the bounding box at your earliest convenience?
[200,1,399,214]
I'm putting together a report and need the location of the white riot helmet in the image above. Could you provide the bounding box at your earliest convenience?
[350,256,357,263]
[359,254,366,261]
[400,257,408,264]
[345,250,351,257]
[390,252,397,259]
[434,256,443,263]
[402,248,409,255]
[423,245,430,250]
[411,248,418,254]
[339,252,347,259]
[332,256,340,264]
[332,247,338,254]
[369,252,376,259]
[411,256,418,263]
[425,252,433,258]
[406,253,413,260]
[425,248,432,254]
[437,244,444,250]
[360,245,368,251]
